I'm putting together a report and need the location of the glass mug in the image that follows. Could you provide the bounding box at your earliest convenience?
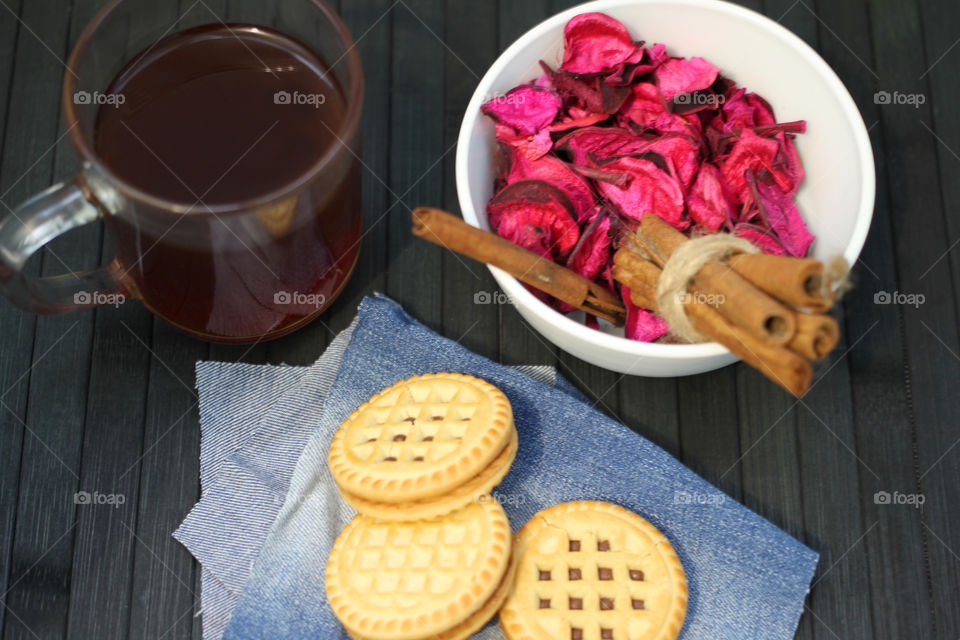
[0,0,363,343]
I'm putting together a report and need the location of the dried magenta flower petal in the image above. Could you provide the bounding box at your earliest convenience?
[487,180,581,258]
[540,62,632,115]
[653,56,720,100]
[606,43,668,86]
[593,156,687,229]
[504,149,598,223]
[716,88,776,133]
[619,82,667,129]
[686,164,737,232]
[557,126,649,164]
[495,125,555,161]
[735,224,787,256]
[745,176,814,257]
[621,287,670,341]
[566,211,613,281]
[481,86,562,136]
[719,129,781,203]
[561,12,644,76]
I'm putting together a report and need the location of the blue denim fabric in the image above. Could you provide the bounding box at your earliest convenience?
[217,295,817,640]
[175,316,567,640]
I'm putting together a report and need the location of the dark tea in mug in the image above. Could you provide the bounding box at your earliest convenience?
[94,24,361,341]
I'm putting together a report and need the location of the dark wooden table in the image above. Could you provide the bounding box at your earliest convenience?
[1,0,958,638]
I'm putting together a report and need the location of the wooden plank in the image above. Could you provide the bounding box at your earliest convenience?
[126,321,205,640]
[811,1,939,639]
[440,0,499,361]
[867,2,960,640]
[3,0,109,634]
[617,377,680,456]
[0,0,27,635]
[0,0,74,636]
[385,0,444,328]
[912,1,960,636]
[330,0,393,335]
[677,370,743,501]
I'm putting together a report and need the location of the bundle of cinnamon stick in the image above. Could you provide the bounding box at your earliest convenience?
[613,213,841,396]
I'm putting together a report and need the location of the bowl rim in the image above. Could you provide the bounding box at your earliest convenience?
[456,0,875,360]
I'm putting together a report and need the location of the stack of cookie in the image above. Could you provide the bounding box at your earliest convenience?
[325,373,519,640]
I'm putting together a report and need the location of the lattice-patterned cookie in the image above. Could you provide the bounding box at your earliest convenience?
[500,501,687,640]
[345,550,517,640]
[326,500,512,640]
[340,425,518,520]
[328,373,514,502]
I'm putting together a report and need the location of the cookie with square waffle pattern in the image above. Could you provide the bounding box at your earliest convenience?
[500,501,687,640]
[326,500,512,640]
[340,426,518,520]
[328,373,514,502]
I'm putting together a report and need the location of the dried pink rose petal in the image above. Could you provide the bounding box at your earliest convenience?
[594,156,687,229]
[505,149,597,223]
[566,211,613,281]
[637,133,700,188]
[717,88,776,132]
[540,62,631,115]
[559,127,698,190]
[719,128,781,202]
[745,176,814,257]
[686,164,737,232]
[481,86,562,136]
[773,132,804,198]
[494,123,554,160]
[606,43,668,85]
[487,180,580,258]
[619,82,666,129]
[622,287,670,341]
[735,223,787,256]
[653,56,720,100]
[561,12,643,76]
[557,126,649,164]
[547,110,609,133]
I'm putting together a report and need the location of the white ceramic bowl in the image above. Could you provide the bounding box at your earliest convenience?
[456,0,874,376]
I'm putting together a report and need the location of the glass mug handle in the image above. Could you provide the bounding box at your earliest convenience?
[0,174,126,313]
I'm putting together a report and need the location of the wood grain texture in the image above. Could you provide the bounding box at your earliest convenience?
[0,0,957,638]
[0,0,75,637]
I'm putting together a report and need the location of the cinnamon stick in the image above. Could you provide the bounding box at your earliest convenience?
[612,250,812,396]
[635,214,796,345]
[787,312,840,361]
[728,253,834,312]
[411,207,625,325]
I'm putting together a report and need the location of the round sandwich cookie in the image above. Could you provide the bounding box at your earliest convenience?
[339,426,518,521]
[326,499,513,640]
[328,373,515,504]
[500,501,687,640]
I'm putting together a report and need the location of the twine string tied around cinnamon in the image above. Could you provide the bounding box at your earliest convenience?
[655,234,759,342]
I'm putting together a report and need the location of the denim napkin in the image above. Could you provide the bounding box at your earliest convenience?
[215,295,817,640]
[175,315,569,640]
